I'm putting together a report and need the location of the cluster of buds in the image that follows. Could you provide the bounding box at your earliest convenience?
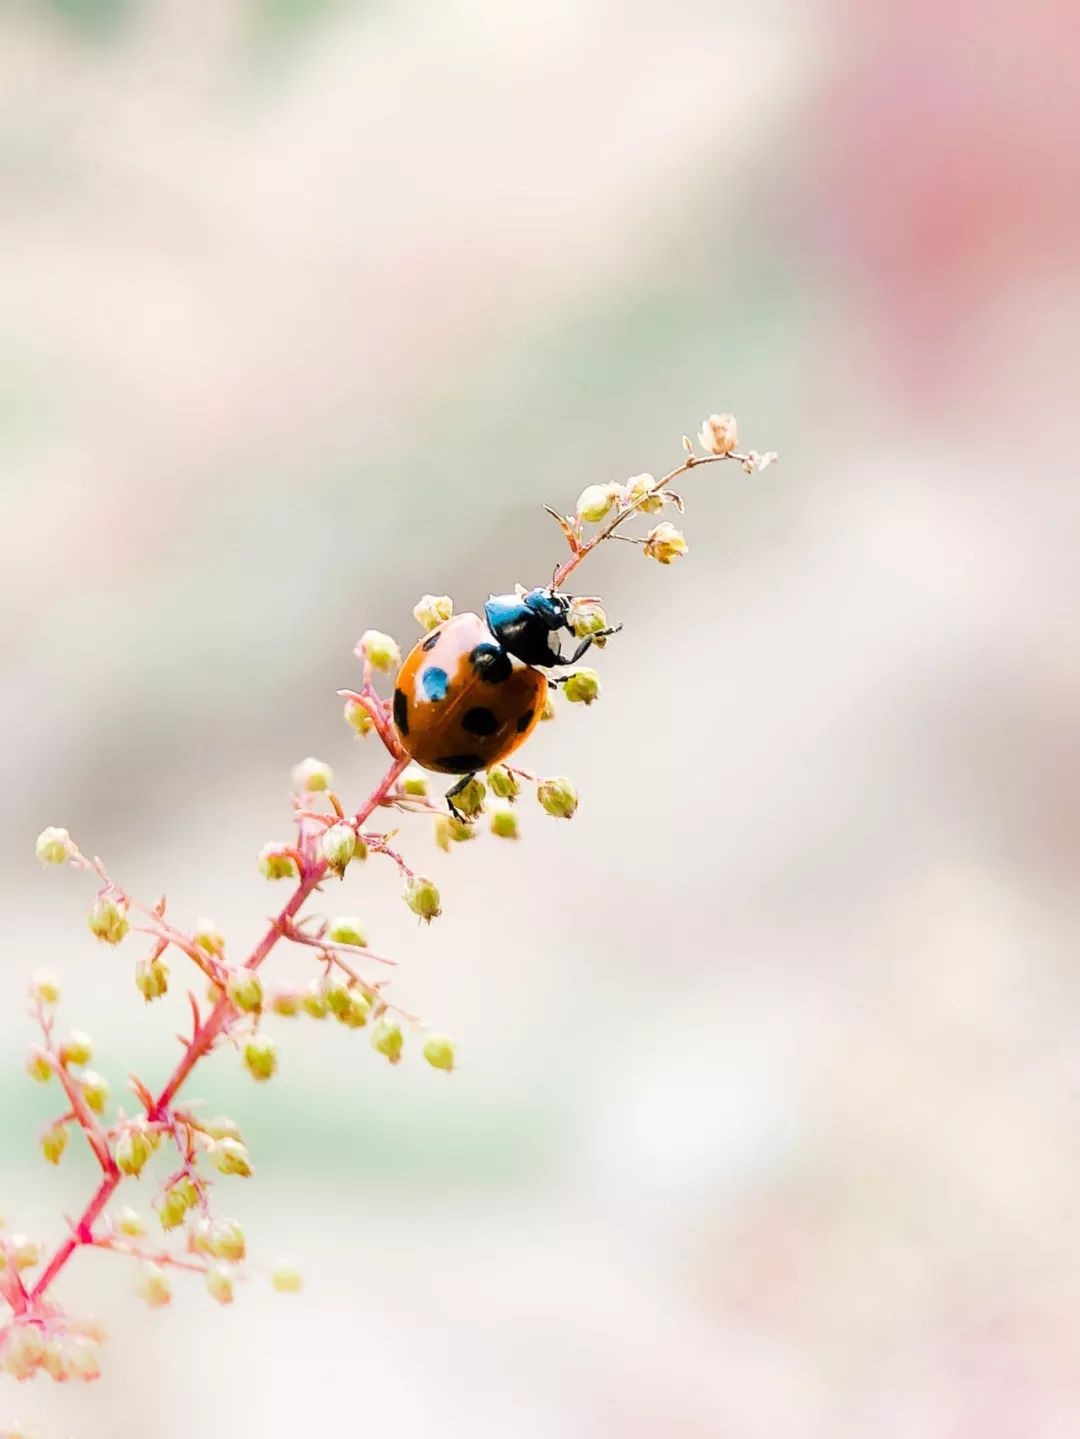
[17,410,769,1381]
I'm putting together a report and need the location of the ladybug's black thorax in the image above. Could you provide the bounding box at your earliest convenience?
[484,592,567,668]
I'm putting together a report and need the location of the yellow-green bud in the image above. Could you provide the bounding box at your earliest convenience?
[257,843,300,881]
[339,990,372,1030]
[540,691,556,721]
[78,1070,110,1115]
[576,483,619,523]
[490,808,519,840]
[207,1217,246,1262]
[116,1206,146,1237]
[563,668,600,705]
[412,594,454,631]
[135,955,169,1001]
[88,893,129,945]
[292,755,333,793]
[698,411,738,456]
[35,826,71,865]
[323,978,351,1016]
[271,1262,302,1294]
[320,822,357,875]
[359,629,401,673]
[26,1050,52,1084]
[41,1123,68,1165]
[626,472,664,513]
[11,1235,41,1272]
[570,601,610,646]
[344,697,375,736]
[135,1262,172,1309]
[422,1034,456,1072]
[60,1028,93,1067]
[29,968,62,1006]
[203,1115,243,1143]
[205,1262,235,1306]
[327,917,367,948]
[159,1180,194,1231]
[643,521,688,565]
[302,980,329,1019]
[226,970,263,1014]
[209,1137,253,1177]
[193,918,225,956]
[404,875,441,922]
[402,767,429,797]
[270,986,303,1018]
[243,1034,277,1082]
[116,1125,153,1177]
[370,1017,404,1064]
[451,775,486,819]
[488,765,520,801]
[538,776,579,819]
[433,814,475,851]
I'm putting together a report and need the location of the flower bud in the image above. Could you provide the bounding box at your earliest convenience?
[159,1179,195,1231]
[135,954,170,1001]
[339,989,372,1030]
[243,1034,277,1083]
[490,807,519,840]
[404,875,441,922]
[78,1070,109,1115]
[422,1034,456,1072]
[570,601,611,645]
[257,843,300,881]
[576,483,621,523]
[135,1262,172,1309]
[205,1262,235,1306]
[359,630,401,673]
[2,1323,45,1378]
[563,668,600,705]
[643,521,688,565]
[323,978,351,1017]
[370,1017,404,1064]
[30,968,62,1006]
[320,823,357,876]
[343,697,375,736]
[292,755,333,793]
[59,1334,102,1382]
[271,1262,302,1294]
[488,765,520,801]
[11,1235,41,1272]
[60,1028,93,1067]
[402,767,429,797]
[328,916,367,948]
[88,893,129,945]
[193,918,225,956]
[116,1206,145,1237]
[35,826,71,865]
[203,1115,243,1143]
[541,691,556,721]
[226,970,263,1014]
[433,814,475,851]
[41,1123,68,1165]
[207,1217,246,1263]
[26,1050,52,1084]
[209,1137,253,1177]
[538,776,578,819]
[698,412,738,456]
[626,473,664,514]
[270,986,303,1018]
[412,594,454,631]
[451,775,486,819]
[302,980,329,1019]
[116,1125,153,1177]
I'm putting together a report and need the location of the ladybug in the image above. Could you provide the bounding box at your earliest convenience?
[393,587,621,817]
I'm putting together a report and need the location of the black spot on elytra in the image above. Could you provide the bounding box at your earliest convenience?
[422,631,440,652]
[463,706,499,737]
[515,709,534,733]
[393,688,409,736]
[469,643,512,684]
[437,753,484,773]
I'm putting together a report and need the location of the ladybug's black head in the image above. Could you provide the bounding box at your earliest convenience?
[484,586,579,668]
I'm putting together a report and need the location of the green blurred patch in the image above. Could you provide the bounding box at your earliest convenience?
[44,0,141,41]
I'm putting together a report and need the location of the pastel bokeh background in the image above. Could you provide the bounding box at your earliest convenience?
[2,1,1078,1434]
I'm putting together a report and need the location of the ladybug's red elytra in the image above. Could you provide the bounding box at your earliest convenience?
[393,587,621,818]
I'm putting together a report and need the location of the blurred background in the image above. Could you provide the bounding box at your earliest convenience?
[2,0,1078,1434]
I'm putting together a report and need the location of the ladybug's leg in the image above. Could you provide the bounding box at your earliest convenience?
[445,772,479,822]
